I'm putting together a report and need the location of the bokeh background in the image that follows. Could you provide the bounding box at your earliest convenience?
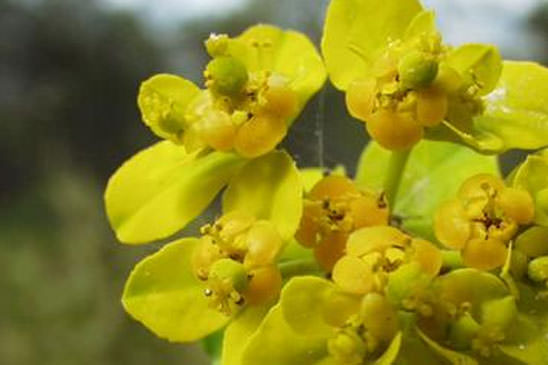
[1,0,547,364]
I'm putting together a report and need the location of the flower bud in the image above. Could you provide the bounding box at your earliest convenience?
[398,51,438,89]
[528,256,548,283]
[204,33,229,57]
[205,56,248,96]
[448,312,480,350]
[515,226,548,258]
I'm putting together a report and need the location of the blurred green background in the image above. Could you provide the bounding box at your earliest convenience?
[1,0,547,364]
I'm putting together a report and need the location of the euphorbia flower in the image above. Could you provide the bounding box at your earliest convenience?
[119,150,303,364]
[322,0,548,153]
[434,173,534,270]
[240,276,403,365]
[333,226,441,297]
[138,25,326,158]
[417,269,522,362]
[237,226,443,365]
[295,174,389,270]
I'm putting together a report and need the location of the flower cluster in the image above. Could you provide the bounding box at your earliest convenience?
[104,0,548,364]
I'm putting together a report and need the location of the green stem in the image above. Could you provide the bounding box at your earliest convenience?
[278,258,322,279]
[383,149,412,209]
[441,250,464,271]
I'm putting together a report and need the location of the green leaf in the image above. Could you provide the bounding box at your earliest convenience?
[355,140,499,240]
[202,330,223,365]
[222,304,271,365]
[375,332,402,365]
[223,150,303,241]
[322,0,422,90]
[428,61,548,153]
[417,327,479,365]
[122,238,230,342]
[137,74,201,142]
[499,290,548,364]
[240,304,328,365]
[105,141,245,244]
[229,24,326,114]
[395,312,444,365]
[475,61,548,150]
[446,44,502,95]
[511,152,548,226]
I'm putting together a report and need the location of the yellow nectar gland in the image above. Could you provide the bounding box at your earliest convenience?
[184,36,298,157]
[434,174,535,271]
[191,212,284,314]
[295,175,389,271]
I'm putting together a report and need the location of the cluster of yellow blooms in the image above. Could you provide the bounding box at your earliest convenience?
[104,0,548,364]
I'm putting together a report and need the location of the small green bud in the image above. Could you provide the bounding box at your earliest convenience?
[209,258,248,292]
[205,33,229,57]
[481,296,517,331]
[515,226,548,258]
[205,56,248,96]
[528,256,548,283]
[398,51,438,89]
[448,312,480,350]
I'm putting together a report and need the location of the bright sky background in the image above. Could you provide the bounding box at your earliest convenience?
[100,0,248,22]
[101,0,546,58]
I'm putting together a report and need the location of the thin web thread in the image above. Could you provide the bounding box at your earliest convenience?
[315,77,325,168]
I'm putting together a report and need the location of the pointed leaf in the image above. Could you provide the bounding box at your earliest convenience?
[355,140,498,240]
[375,332,403,365]
[122,238,230,342]
[417,328,478,365]
[241,304,328,365]
[322,0,422,90]
[223,150,303,240]
[105,141,244,244]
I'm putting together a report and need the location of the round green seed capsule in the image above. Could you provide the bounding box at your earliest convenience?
[398,51,439,89]
[205,56,248,96]
[209,258,249,292]
[528,256,548,283]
